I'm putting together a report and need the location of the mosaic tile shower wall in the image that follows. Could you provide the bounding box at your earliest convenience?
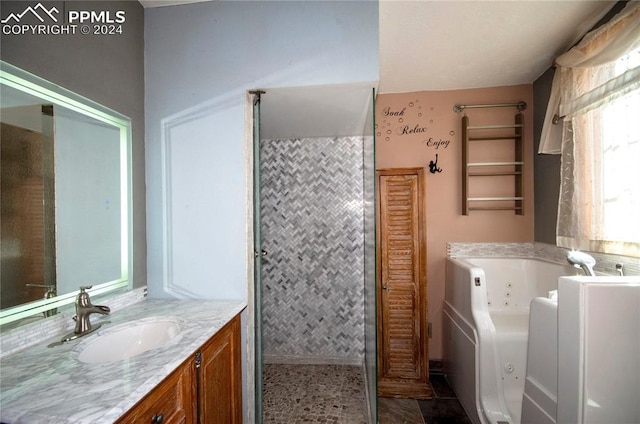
[260,137,365,361]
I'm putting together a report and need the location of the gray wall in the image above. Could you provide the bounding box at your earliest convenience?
[533,67,561,244]
[1,1,146,288]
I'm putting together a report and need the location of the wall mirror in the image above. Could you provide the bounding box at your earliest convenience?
[0,61,132,326]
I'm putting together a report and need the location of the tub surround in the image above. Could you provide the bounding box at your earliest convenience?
[0,297,246,423]
[448,242,640,276]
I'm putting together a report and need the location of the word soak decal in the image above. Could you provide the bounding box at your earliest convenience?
[377,98,453,151]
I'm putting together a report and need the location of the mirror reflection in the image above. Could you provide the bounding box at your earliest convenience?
[0,61,131,325]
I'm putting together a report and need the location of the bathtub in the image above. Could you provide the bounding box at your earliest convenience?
[443,257,576,424]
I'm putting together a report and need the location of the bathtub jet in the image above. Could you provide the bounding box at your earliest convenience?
[566,251,596,276]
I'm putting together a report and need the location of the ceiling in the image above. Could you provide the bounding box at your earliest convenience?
[139,0,617,138]
[378,0,615,93]
[259,83,374,139]
[140,0,615,92]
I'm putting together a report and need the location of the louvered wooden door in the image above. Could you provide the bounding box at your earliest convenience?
[376,168,431,398]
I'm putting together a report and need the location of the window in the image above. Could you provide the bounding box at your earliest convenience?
[600,75,640,245]
[541,3,640,257]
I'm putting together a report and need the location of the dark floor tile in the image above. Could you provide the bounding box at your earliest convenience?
[428,373,457,399]
[419,398,472,424]
[425,417,473,424]
[428,360,444,374]
[378,398,424,424]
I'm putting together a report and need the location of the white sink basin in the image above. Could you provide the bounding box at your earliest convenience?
[74,317,184,364]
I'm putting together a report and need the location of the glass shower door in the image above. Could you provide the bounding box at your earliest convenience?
[252,91,264,424]
[363,87,377,423]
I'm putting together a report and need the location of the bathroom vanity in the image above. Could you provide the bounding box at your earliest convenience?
[0,298,246,423]
[116,314,242,424]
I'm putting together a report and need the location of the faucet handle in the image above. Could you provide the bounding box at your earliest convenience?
[76,286,93,307]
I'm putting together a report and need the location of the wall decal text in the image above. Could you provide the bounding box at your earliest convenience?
[378,98,454,150]
[423,137,451,149]
[383,107,405,117]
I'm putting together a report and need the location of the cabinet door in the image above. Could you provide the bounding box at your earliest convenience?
[198,315,242,424]
[116,359,195,424]
[376,168,432,398]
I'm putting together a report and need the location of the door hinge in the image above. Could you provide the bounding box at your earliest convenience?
[428,322,432,339]
[195,350,202,424]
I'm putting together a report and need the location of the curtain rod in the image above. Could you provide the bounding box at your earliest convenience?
[453,101,527,113]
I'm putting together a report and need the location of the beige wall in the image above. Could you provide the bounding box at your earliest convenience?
[376,85,535,359]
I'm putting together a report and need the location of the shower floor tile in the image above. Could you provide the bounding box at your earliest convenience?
[263,363,368,423]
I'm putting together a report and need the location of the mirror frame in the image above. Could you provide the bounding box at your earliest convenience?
[0,61,133,326]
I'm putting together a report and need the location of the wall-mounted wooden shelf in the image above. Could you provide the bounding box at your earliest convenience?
[461,108,525,215]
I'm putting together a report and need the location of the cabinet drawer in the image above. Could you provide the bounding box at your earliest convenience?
[116,361,194,424]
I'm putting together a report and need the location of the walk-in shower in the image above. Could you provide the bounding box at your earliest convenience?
[252,83,376,423]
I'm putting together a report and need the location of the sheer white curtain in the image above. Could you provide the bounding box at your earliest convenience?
[539,2,640,256]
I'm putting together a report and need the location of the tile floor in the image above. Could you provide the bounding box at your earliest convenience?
[378,397,425,423]
[262,363,472,423]
[263,363,368,423]
[418,369,473,424]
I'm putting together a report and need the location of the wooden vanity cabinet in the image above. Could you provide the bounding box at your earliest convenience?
[115,314,242,424]
[196,314,242,424]
[115,359,195,424]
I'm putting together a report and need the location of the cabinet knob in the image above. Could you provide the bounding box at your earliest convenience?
[151,413,164,424]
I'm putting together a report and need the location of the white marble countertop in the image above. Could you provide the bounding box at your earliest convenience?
[0,298,246,424]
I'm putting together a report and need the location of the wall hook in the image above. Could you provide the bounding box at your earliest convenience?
[429,154,443,174]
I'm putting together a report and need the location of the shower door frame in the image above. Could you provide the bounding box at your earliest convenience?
[249,85,378,424]
[249,90,265,424]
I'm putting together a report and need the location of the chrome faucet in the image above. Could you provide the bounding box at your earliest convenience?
[50,286,111,346]
[73,285,110,335]
[567,251,597,276]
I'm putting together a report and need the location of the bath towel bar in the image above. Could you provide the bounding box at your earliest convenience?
[454,101,527,113]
